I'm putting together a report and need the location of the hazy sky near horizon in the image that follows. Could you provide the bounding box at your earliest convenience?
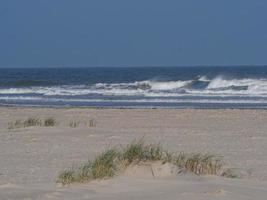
[1,0,267,68]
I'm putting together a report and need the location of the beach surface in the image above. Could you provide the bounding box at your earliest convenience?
[1,108,267,199]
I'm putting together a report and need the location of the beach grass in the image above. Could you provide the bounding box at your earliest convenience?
[69,120,80,128]
[44,118,56,126]
[57,149,119,185]
[88,119,96,127]
[8,117,95,129]
[8,117,57,129]
[69,119,96,128]
[121,141,164,165]
[57,140,225,185]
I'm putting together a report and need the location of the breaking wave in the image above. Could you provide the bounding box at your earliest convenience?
[1,76,267,97]
[0,76,267,96]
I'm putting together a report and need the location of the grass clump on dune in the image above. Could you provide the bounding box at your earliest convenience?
[90,149,119,179]
[69,119,96,128]
[57,149,119,185]
[57,168,76,185]
[8,117,56,129]
[69,120,80,128]
[177,153,223,175]
[23,118,43,127]
[121,141,164,164]
[57,140,227,185]
[88,119,96,127]
[44,118,56,126]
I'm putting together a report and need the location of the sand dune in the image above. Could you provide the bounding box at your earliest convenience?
[1,108,267,199]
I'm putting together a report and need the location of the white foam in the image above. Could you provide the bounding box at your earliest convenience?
[0,96,44,100]
[198,75,210,82]
[94,80,191,91]
[143,80,191,90]
[206,76,267,95]
[0,88,34,94]
[1,77,267,98]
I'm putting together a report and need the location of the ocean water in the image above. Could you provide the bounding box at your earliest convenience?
[1,66,267,108]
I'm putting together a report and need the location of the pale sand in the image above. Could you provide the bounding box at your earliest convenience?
[0,108,267,199]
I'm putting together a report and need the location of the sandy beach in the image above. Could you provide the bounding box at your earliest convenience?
[1,108,267,199]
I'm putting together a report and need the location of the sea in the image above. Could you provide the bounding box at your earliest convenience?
[1,66,267,109]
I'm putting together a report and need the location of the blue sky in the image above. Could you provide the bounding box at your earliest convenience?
[0,0,267,67]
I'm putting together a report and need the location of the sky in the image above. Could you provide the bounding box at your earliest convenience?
[0,0,267,68]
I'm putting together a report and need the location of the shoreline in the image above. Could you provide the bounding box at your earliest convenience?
[2,104,267,110]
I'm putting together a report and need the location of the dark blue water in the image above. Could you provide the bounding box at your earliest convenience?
[1,66,267,108]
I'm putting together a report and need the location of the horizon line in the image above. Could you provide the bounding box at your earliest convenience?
[1,65,267,69]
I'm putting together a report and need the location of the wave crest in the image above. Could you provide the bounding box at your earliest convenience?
[207,76,267,94]
[1,76,267,97]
